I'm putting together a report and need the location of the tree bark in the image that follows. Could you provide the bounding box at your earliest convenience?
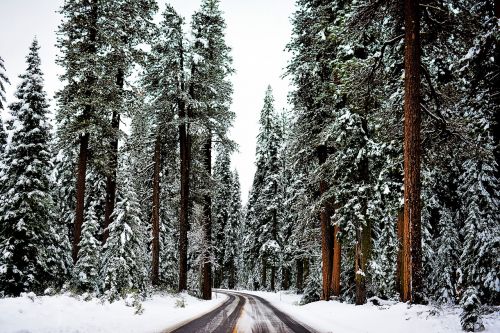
[331,224,341,296]
[262,258,267,289]
[151,137,161,286]
[73,131,89,263]
[402,0,422,304]
[103,68,124,244]
[201,134,212,300]
[318,145,333,300]
[178,47,190,292]
[296,258,304,292]
[72,0,97,264]
[282,266,290,290]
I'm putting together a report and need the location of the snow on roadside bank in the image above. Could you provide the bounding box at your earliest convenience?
[240,290,500,333]
[0,291,227,333]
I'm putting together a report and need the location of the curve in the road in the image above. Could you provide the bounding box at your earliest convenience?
[166,290,316,333]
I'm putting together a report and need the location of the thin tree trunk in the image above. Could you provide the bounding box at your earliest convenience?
[103,68,124,243]
[495,0,500,18]
[296,258,304,292]
[201,134,212,300]
[493,0,500,181]
[178,47,190,292]
[331,224,341,296]
[151,137,161,286]
[402,0,422,304]
[262,258,267,289]
[73,0,97,264]
[318,145,333,301]
[270,266,276,291]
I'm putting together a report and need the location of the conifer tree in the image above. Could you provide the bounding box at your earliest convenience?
[0,40,64,296]
[245,86,282,291]
[102,162,148,300]
[224,170,242,289]
[212,148,233,288]
[0,56,9,153]
[190,0,234,299]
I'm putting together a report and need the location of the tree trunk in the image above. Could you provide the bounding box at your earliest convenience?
[493,0,500,181]
[495,0,500,18]
[262,258,267,289]
[402,0,422,304]
[178,47,190,292]
[151,137,161,286]
[355,118,371,305]
[73,131,89,263]
[201,134,212,300]
[318,145,333,301]
[270,266,276,291]
[282,266,290,290]
[103,68,124,244]
[331,224,341,296]
[72,0,97,264]
[296,258,304,292]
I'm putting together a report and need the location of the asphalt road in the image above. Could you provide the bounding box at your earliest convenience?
[167,290,317,333]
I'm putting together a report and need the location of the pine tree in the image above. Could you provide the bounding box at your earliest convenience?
[190,0,234,299]
[212,148,233,288]
[100,0,157,243]
[245,86,283,291]
[0,40,64,296]
[102,163,148,300]
[73,203,101,294]
[0,56,9,154]
[224,170,242,289]
[56,0,104,264]
[460,286,485,332]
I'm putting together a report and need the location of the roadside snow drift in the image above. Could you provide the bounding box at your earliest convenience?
[0,291,226,333]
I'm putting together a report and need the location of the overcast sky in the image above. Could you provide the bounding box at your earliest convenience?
[0,0,295,203]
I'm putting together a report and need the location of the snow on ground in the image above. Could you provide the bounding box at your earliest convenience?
[0,291,227,333]
[241,290,500,333]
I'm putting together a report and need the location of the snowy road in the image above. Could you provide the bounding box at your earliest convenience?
[167,290,317,333]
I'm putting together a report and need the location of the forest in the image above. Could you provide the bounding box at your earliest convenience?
[0,0,499,332]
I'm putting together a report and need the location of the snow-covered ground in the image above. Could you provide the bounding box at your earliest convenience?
[0,291,227,333]
[241,290,500,333]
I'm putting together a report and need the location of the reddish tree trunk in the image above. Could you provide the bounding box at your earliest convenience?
[318,145,333,300]
[402,0,422,303]
[331,224,341,296]
[151,137,161,286]
[201,135,212,300]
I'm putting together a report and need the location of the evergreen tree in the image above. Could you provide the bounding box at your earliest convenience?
[73,203,101,294]
[0,40,64,296]
[460,286,485,332]
[0,56,9,153]
[244,86,283,291]
[190,0,234,299]
[212,147,233,288]
[224,170,242,289]
[102,162,149,300]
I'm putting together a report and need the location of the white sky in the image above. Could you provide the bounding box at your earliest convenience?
[0,0,295,203]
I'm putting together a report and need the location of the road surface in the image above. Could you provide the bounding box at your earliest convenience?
[167,290,317,333]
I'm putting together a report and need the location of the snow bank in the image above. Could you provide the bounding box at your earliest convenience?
[241,290,500,333]
[0,291,226,333]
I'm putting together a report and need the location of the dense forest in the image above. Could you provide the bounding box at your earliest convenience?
[0,0,499,332]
